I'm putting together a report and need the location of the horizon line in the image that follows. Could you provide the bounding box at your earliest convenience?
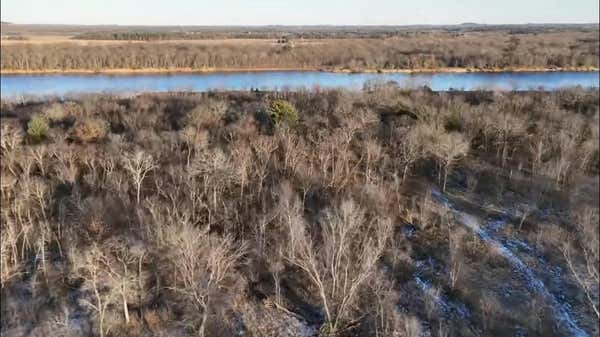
[2,21,599,27]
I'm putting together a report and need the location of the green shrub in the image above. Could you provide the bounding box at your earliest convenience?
[268,99,299,126]
[27,115,49,142]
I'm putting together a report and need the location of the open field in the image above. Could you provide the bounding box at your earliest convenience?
[1,24,598,73]
[1,87,599,337]
[0,36,309,46]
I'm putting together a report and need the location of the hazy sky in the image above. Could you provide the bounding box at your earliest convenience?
[2,0,599,25]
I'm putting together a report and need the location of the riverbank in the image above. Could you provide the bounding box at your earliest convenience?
[2,66,598,75]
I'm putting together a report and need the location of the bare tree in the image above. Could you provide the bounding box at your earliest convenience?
[427,130,470,192]
[284,198,392,335]
[101,241,147,325]
[52,146,79,185]
[277,128,308,176]
[231,140,252,199]
[396,126,425,183]
[553,130,578,186]
[516,203,535,231]
[363,139,383,184]
[563,207,599,318]
[250,136,278,195]
[164,217,246,337]
[30,145,49,177]
[368,269,413,337]
[71,244,115,337]
[189,148,240,229]
[578,137,598,174]
[491,111,525,168]
[0,123,25,178]
[401,315,422,337]
[315,132,358,192]
[268,252,285,307]
[0,219,22,288]
[448,227,466,290]
[122,151,157,204]
[186,98,228,130]
[182,127,209,167]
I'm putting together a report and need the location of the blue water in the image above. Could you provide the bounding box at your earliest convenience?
[1,71,598,99]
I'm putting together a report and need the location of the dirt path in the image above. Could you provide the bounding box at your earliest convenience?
[431,189,589,337]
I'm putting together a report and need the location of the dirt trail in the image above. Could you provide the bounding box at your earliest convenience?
[431,189,588,337]
[412,258,481,337]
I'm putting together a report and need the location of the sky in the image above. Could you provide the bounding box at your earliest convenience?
[1,0,599,25]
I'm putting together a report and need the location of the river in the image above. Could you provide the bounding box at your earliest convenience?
[1,71,598,99]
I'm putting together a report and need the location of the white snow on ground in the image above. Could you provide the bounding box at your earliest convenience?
[430,189,589,337]
[414,275,472,321]
[413,259,480,337]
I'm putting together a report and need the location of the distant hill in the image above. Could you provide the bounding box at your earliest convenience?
[459,22,482,26]
[1,22,597,39]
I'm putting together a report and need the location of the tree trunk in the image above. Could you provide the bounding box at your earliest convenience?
[443,166,449,193]
[402,164,409,183]
[138,254,145,320]
[99,310,105,337]
[198,303,208,337]
[501,142,508,168]
[122,290,130,324]
[136,183,141,204]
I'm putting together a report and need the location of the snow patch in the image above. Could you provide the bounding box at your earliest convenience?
[430,188,589,337]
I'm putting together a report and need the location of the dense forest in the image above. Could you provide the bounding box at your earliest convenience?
[1,87,598,337]
[67,24,598,41]
[2,31,598,71]
[2,23,598,39]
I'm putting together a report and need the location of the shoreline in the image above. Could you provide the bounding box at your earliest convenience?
[1,66,598,76]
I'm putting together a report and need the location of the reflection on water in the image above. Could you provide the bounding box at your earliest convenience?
[1,71,598,99]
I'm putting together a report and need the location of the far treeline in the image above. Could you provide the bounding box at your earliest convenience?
[1,30,598,72]
[67,24,599,40]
